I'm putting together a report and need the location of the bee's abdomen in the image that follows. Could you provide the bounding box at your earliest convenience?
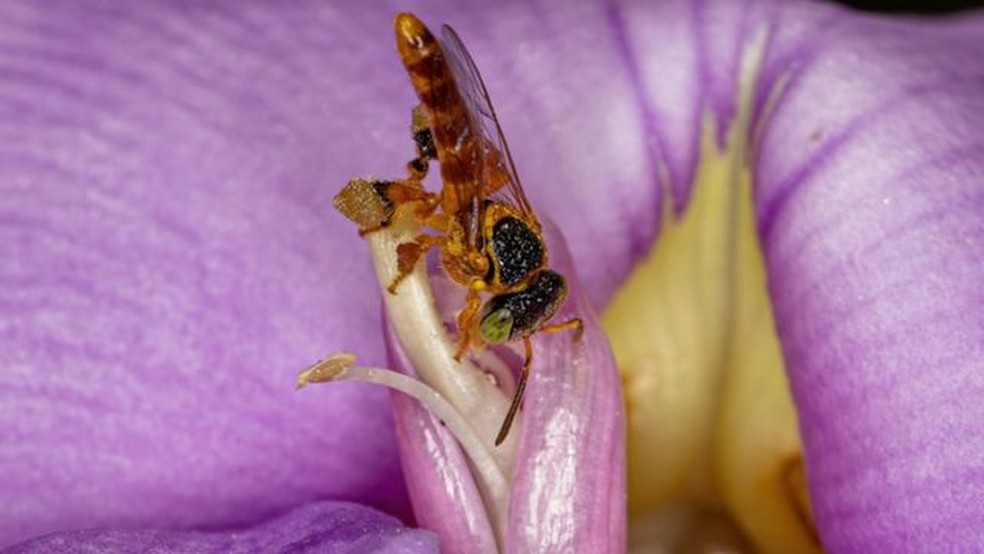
[394,13,479,213]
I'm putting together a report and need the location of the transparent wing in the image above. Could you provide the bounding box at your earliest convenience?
[440,24,536,221]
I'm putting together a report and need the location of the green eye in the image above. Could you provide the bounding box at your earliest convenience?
[479,308,513,344]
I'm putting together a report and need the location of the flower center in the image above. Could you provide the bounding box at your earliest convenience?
[602,29,819,551]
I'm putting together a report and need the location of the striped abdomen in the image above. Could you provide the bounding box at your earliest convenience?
[393,13,482,224]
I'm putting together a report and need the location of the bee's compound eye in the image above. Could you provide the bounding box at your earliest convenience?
[479,308,513,344]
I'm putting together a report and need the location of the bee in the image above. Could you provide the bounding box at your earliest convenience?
[336,13,581,446]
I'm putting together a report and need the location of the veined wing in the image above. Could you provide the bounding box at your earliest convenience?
[440,25,537,224]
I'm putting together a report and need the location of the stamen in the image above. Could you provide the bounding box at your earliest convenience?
[297,353,510,533]
[363,209,519,472]
[296,352,356,389]
[331,185,516,546]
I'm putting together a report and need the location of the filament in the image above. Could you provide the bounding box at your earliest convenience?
[297,354,510,523]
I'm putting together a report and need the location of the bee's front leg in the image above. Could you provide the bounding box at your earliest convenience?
[538,318,584,341]
[453,282,485,361]
[388,233,446,294]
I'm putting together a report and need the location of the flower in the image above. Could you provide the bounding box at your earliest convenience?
[3,1,982,552]
[310,180,624,551]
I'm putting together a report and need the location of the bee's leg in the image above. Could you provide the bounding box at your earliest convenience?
[407,156,429,181]
[492,319,582,446]
[418,206,448,231]
[381,178,436,210]
[388,233,446,294]
[538,318,584,341]
[491,320,582,445]
[407,105,436,180]
[384,196,449,294]
[495,336,533,446]
[453,281,485,361]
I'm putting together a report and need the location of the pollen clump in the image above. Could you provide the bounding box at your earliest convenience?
[333,178,394,231]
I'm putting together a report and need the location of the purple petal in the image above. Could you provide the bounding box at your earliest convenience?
[753,6,984,551]
[7,502,438,554]
[2,2,642,545]
[606,0,984,549]
[1,2,418,546]
[9,0,980,551]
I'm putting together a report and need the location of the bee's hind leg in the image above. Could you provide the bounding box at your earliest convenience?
[406,105,436,180]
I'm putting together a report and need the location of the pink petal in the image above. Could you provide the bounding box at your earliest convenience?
[506,224,626,553]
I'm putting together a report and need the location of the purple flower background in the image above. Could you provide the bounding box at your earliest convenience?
[2,0,982,551]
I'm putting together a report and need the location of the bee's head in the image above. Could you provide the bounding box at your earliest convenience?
[475,270,567,346]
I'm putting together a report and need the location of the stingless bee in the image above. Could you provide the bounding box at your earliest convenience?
[334,13,581,446]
